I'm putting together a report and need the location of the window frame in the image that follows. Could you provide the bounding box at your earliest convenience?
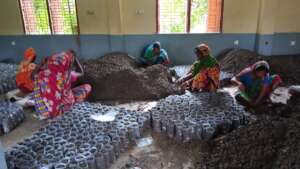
[18,0,80,35]
[18,0,26,34]
[156,0,224,34]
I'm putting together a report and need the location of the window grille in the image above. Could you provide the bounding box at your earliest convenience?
[159,0,188,33]
[48,0,78,34]
[190,0,208,33]
[158,0,222,33]
[19,0,79,35]
[19,0,51,35]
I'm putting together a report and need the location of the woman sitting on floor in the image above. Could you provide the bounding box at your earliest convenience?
[6,48,37,105]
[140,41,170,66]
[33,50,91,119]
[15,48,37,94]
[231,60,282,106]
[177,44,220,92]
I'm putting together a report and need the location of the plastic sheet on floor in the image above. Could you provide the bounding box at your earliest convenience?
[90,109,119,122]
[136,137,153,148]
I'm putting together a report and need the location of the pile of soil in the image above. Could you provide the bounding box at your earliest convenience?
[196,94,300,169]
[81,52,181,102]
[218,49,263,74]
[218,49,300,85]
[266,55,300,85]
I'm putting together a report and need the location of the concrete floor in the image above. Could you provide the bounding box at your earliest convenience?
[109,131,199,169]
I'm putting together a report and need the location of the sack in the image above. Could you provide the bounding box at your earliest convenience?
[0,102,25,135]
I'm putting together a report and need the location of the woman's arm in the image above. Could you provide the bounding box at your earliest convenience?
[176,62,195,84]
[181,77,194,90]
[74,57,84,77]
[31,57,48,80]
[177,73,193,84]
[231,76,246,92]
[231,68,251,92]
[252,85,268,105]
[162,58,171,66]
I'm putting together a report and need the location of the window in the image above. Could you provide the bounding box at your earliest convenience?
[157,0,223,33]
[159,0,188,33]
[19,0,51,34]
[19,0,79,35]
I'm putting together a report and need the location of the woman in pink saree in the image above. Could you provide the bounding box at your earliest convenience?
[33,51,91,119]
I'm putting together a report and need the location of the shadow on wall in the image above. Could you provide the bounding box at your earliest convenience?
[0,33,298,65]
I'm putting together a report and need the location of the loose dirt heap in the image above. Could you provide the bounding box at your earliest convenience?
[81,52,181,102]
[266,55,300,85]
[196,90,300,169]
[218,49,263,75]
[218,49,300,85]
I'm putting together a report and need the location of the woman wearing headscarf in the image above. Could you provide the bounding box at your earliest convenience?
[231,60,282,106]
[16,48,37,93]
[140,41,170,66]
[6,48,37,105]
[177,44,220,92]
[33,50,91,119]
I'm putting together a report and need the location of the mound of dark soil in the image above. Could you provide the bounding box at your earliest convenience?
[266,55,300,85]
[218,49,262,74]
[196,94,300,169]
[81,52,181,102]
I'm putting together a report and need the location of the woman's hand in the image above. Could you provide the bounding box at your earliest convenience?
[74,57,84,77]
[180,81,189,89]
[249,101,258,107]
[252,85,268,106]
[176,78,185,85]
[231,76,246,92]
[162,58,171,66]
[30,57,48,80]
[238,83,246,92]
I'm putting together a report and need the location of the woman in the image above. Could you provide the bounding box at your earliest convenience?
[16,48,37,93]
[6,48,37,105]
[33,50,91,119]
[231,61,282,106]
[177,44,220,92]
[140,41,170,66]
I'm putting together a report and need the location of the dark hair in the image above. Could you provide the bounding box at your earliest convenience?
[68,49,77,58]
[68,49,76,54]
[255,66,269,73]
[153,42,160,49]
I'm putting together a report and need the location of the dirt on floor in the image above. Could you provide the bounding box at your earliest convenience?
[80,52,181,102]
[108,87,295,169]
[266,55,300,85]
[110,131,201,169]
[218,49,300,85]
[195,91,300,169]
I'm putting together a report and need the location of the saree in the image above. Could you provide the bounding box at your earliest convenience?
[16,48,37,93]
[192,65,220,92]
[33,51,75,118]
[191,55,220,91]
[241,74,282,101]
